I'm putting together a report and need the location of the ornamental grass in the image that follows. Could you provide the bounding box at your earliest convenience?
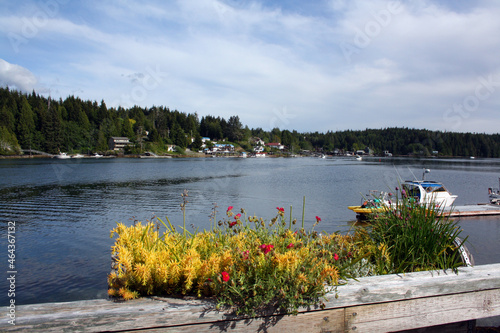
[356,186,467,274]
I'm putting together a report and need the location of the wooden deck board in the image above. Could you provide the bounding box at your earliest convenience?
[3,264,500,332]
[443,204,500,217]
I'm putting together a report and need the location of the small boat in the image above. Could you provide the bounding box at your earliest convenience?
[71,154,84,158]
[139,152,159,158]
[53,152,71,159]
[355,155,362,161]
[349,169,457,219]
[348,190,392,216]
[92,153,103,158]
[488,178,500,205]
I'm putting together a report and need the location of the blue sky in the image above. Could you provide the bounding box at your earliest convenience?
[1,0,500,133]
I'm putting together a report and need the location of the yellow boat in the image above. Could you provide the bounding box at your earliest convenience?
[348,190,393,219]
[349,170,458,219]
[348,205,387,215]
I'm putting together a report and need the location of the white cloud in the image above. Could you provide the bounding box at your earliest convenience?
[1,0,500,133]
[0,58,37,92]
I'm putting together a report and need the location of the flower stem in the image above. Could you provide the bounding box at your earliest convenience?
[302,196,306,229]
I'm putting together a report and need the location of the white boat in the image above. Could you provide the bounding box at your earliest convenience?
[92,153,103,158]
[488,178,500,205]
[53,152,71,159]
[401,180,457,208]
[72,154,84,158]
[355,155,362,161]
[349,169,457,218]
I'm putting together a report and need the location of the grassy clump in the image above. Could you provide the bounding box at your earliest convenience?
[356,186,466,274]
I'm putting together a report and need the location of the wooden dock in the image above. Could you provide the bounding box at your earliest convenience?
[3,263,500,332]
[444,204,500,217]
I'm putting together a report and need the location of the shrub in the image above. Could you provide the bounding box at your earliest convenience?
[357,187,467,274]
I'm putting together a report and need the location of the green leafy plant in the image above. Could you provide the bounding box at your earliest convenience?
[358,186,467,274]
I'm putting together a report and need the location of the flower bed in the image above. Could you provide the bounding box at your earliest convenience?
[108,190,467,316]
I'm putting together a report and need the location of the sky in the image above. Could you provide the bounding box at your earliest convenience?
[1,0,500,134]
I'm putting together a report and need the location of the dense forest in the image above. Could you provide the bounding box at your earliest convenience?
[1,87,500,157]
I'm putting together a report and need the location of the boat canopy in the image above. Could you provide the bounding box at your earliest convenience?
[404,181,448,193]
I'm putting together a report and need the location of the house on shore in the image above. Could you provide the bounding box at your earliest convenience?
[265,142,285,150]
[108,137,131,151]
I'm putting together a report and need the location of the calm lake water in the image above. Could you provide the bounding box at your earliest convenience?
[1,156,499,305]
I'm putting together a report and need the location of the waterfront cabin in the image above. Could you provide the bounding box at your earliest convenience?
[108,137,131,151]
[265,142,285,150]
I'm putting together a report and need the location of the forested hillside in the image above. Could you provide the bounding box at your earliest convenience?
[1,87,499,157]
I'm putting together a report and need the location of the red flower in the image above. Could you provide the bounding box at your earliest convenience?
[234,213,241,220]
[286,243,294,249]
[227,206,233,212]
[276,207,284,212]
[315,216,321,222]
[334,253,339,261]
[260,244,274,254]
[242,250,249,260]
[229,221,237,227]
[221,271,230,282]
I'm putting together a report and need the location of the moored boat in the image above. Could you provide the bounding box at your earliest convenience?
[53,152,71,159]
[349,169,457,219]
[488,178,500,204]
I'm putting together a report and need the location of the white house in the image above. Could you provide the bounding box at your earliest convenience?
[265,142,285,150]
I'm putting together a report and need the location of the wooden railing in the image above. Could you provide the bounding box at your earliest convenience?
[3,263,499,332]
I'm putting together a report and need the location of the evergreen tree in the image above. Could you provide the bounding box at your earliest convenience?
[16,97,35,149]
[122,118,134,138]
[226,115,243,142]
[0,126,21,155]
[172,122,188,147]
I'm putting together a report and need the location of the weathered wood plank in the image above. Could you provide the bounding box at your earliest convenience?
[325,263,500,309]
[130,308,346,333]
[344,289,499,333]
[2,263,500,332]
